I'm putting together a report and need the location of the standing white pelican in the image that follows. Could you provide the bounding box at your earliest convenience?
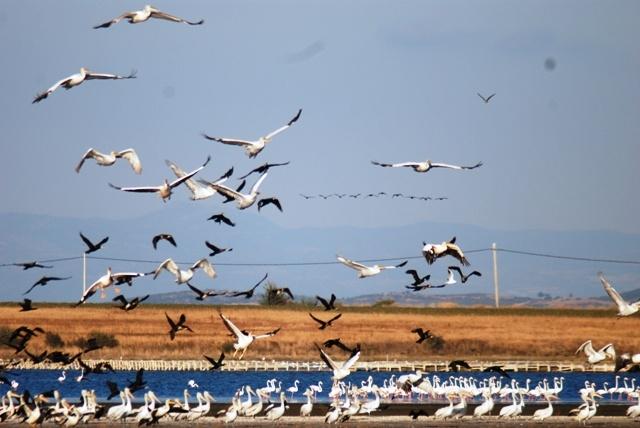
[153,258,216,285]
[473,390,494,417]
[204,173,268,209]
[219,313,281,359]
[316,344,360,381]
[94,5,204,29]
[109,156,210,202]
[599,272,640,316]
[336,255,407,278]
[265,392,287,421]
[300,389,314,417]
[532,393,557,421]
[107,388,134,422]
[75,148,141,174]
[202,109,302,158]
[575,340,616,365]
[422,237,470,266]
[166,160,232,200]
[33,67,136,103]
[371,159,482,173]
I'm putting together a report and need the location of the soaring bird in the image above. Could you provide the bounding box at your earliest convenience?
[422,237,470,266]
[94,5,204,28]
[153,258,216,285]
[483,365,511,378]
[309,313,342,330]
[447,266,482,283]
[219,313,280,359]
[109,156,210,202]
[19,299,37,312]
[152,234,177,250]
[112,294,149,311]
[405,283,445,292]
[576,340,616,365]
[448,360,472,372]
[165,313,193,340]
[371,159,482,173]
[76,268,145,305]
[411,328,433,344]
[238,162,290,179]
[187,283,226,301]
[166,160,232,201]
[13,261,52,270]
[203,352,225,370]
[204,173,268,210]
[80,232,109,254]
[268,287,295,301]
[477,92,496,103]
[257,197,283,212]
[315,344,360,381]
[24,276,71,295]
[226,273,269,299]
[316,294,337,311]
[405,269,430,286]
[204,241,233,257]
[323,338,359,354]
[75,148,141,174]
[202,109,302,158]
[33,67,136,103]
[599,272,640,316]
[337,255,407,278]
[207,213,235,227]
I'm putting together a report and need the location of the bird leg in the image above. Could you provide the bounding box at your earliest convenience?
[239,348,246,360]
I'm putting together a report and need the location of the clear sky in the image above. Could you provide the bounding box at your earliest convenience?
[1,1,639,232]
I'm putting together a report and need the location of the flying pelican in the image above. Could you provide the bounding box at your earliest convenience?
[153,258,215,285]
[422,237,470,266]
[204,173,268,209]
[94,5,204,29]
[75,148,141,174]
[166,160,232,201]
[109,156,210,202]
[202,109,302,158]
[316,344,360,380]
[477,93,496,103]
[336,255,407,278]
[371,159,482,173]
[599,272,639,316]
[219,313,280,359]
[76,268,146,305]
[576,340,616,365]
[33,67,136,103]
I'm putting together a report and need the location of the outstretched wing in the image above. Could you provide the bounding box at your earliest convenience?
[254,327,281,339]
[308,312,325,326]
[202,134,254,147]
[265,109,302,139]
[149,8,204,25]
[219,313,243,339]
[340,349,361,371]
[599,272,627,308]
[192,258,216,278]
[85,70,137,80]
[75,148,100,173]
[154,258,179,279]
[33,75,73,103]
[93,12,133,29]
[108,183,160,193]
[337,256,368,270]
[116,149,142,174]
[168,156,210,188]
[315,344,337,370]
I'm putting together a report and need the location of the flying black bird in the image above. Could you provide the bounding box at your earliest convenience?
[477,92,496,103]
[106,381,120,400]
[13,261,53,270]
[409,409,429,419]
[79,232,109,254]
[24,276,71,295]
[9,326,45,343]
[207,213,235,227]
[405,283,445,292]
[323,338,359,354]
[411,328,433,344]
[483,365,511,378]
[24,349,48,364]
[203,352,225,370]
[165,313,193,340]
[226,273,268,299]
[318,194,330,200]
[257,197,283,212]
[187,283,226,301]
[309,313,342,330]
[127,368,147,393]
[47,350,82,365]
[78,358,114,375]
[82,338,105,354]
[299,194,315,199]
[316,294,337,311]
[112,294,149,311]
[238,161,290,180]
[447,266,482,283]
[449,360,472,372]
[19,299,37,312]
[204,241,233,257]
[405,269,431,286]
[348,193,361,198]
[152,234,177,249]
[268,287,294,301]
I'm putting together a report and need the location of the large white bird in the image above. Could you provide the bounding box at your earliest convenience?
[219,313,281,359]
[153,258,216,285]
[371,159,482,173]
[75,268,147,305]
[316,344,360,381]
[599,272,639,316]
[202,109,302,158]
[75,148,141,174]
[422,237,470,266]
[575,340,616,365]
[94,5,204,29]
[336,255,407,278]
[166,160,232,200]
[109,156,209,202]
[33,67,136,103]
[205,173,268,209]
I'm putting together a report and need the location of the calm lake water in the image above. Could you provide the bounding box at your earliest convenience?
[3,370,639,404]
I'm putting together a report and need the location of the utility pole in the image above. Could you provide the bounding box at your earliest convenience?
[83,252,86,294]
[492,242,500,308]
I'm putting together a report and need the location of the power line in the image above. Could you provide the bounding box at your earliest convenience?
[497,248,640,265]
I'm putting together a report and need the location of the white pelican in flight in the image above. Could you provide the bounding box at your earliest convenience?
[33,67,136,103]
[166,160,232,200]
[75,268,147,305]
[371,159,482,173]
[316,344,360,381]
[219,313,281,359]
[75,148,141,174]
[599,272,639,316]
[109,156,210,202]
[422,237,470,266]
[575,340,616,365]
[94,5,204,29]
[153,258,216,285]
[205,173,268,210]
[337,255,407,278]
[202,109,302,158]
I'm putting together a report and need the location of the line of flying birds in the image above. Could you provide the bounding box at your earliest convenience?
[299,193,449,201]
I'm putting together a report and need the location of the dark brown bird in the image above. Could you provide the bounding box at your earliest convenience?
[323,338,359,354]
[13,261,52,270]
[112,294,149,311]
[207,213,235,227]
[165,313,193,340]
[226,273,268,299]
[152,234,177,249]
[127,368,147,393]
[187,283,226,301]
[204,241,233,257]
[24,276,72,295]
[268,287,294,300]
[79,232,109,254]
[81,338,105,354]
[448,360,472,372]
[309,313,342,330]
[238,161,290,180]
[477,92,496,103]
[19,299,37,312]
[405,269,430,286]
[447,266,482,283]
[257,197,283,212]
[203,352,225,370]
[411,328,433,344]
[483,365,511,378]
[316,294,337,311]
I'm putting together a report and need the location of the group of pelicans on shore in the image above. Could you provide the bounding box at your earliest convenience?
[3,372,640,425]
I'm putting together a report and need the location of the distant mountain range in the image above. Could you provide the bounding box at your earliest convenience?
[1,207,639,303]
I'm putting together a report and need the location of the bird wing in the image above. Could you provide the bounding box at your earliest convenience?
[192,258,216,278]
[447,266,464,280]
[149,9,203,25]
[328,313,342,324]
[340,349,361,371]
[486,93,496,102]
[576,340,594,355]
[316,295,330,309]
[254,327,281,339]
[250,173,268,194]
[371,161,393,167]
[112,295,128,305]
[116,149,142,174]
[219,313,243,339]
[308,313,326,326]
[33,75,73,103]
[337,256,368,270]
[316,344,338,370]
[79,232,95,249]
[599,272,627,309]
[282,288,295,300]
[208,182,242,200]
[444,244,470,266]
[75,148,101,173]
[168,156,210,188]
[389,162,422,168]
[85,70,137,80]
[109,183,161,193]
[154,258,179,278]
[477,93,488,102]
[265,109,302,139]
[152,235,161,249]
[138,295,150,304]
[96,236,109,247]
[166,159,202,194]
[187,283,205,297]
[202,134,255,147]
[93,12,132,29]
[205,241,221,253]
[165,313,177,330]
[429,162,464,170]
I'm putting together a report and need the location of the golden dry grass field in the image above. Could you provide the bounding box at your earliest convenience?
[0,304,639,361]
